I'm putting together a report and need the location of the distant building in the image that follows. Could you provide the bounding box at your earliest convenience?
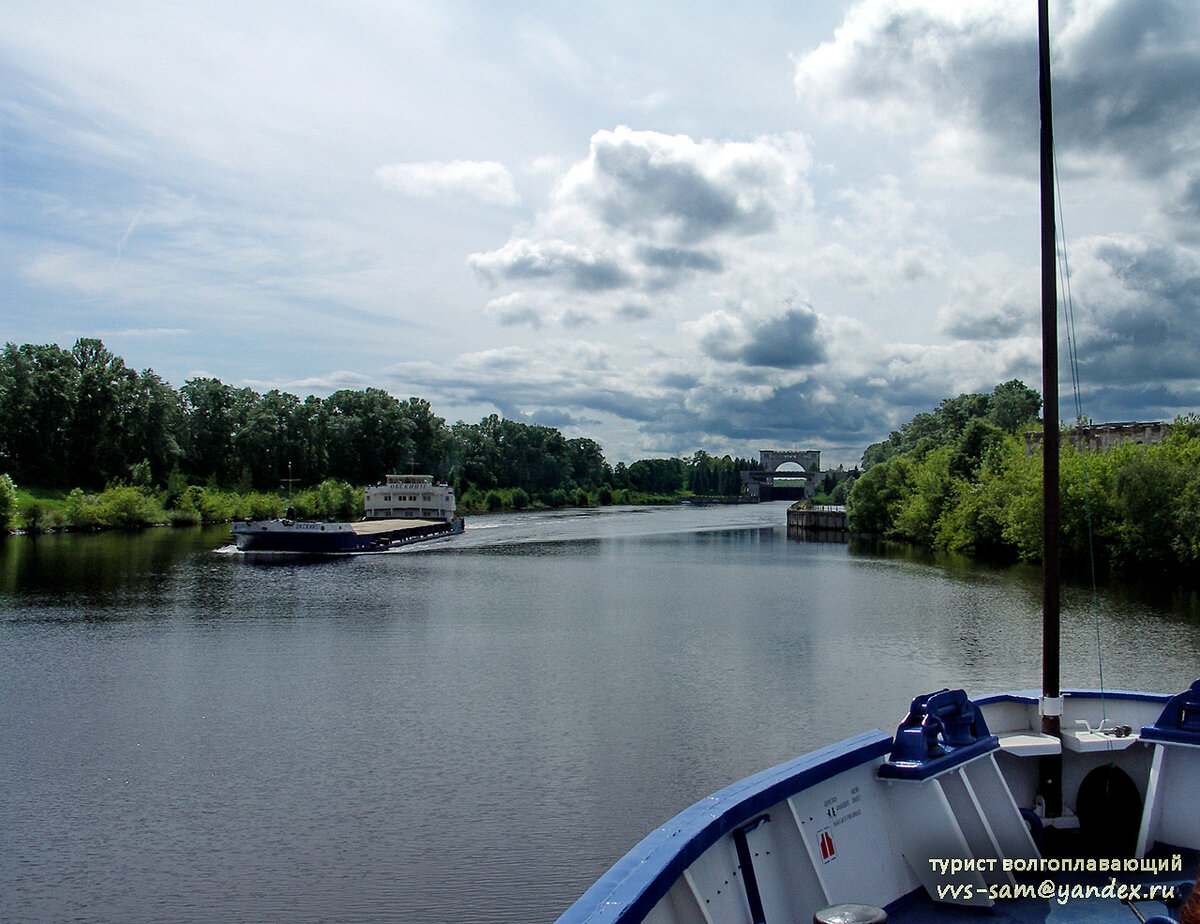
[1025,421,1170,456]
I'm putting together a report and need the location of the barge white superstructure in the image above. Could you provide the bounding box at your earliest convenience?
[364,474,455,521]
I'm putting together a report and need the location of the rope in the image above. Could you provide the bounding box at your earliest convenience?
[1052,148,1108,723]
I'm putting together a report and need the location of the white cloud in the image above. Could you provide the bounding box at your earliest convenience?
[466,127,813,316]
[470,238,632,291]
[375,160,520,205]
[559,126,811,243]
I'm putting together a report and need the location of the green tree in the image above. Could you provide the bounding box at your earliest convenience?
[69,338,136,487]
[180,377,253,485]
[449,416,500,490]
[627,457,685,494]
[399,397,451,476]
[1113,447,1188,571]
[847,457,907,535]
[988,379,1043,433]
[324,388,415,485]
[235,390,309,490]
[950,418,1006,480]
[0,342,79,485]
[861,380,1041,469]
[891,446,954,542]
[123,369,182,484]
[566,437,606,489]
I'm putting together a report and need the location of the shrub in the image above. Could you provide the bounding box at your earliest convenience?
[167,507,202,527]
[0,474,17,530]
[96,484,167,528]
[178,486,237,523]
[65,487,105,529]
[235,492,287,521]
[315,479,359,520]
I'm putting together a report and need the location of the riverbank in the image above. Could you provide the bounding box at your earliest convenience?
[3,480,744,536]
[4,480,362,534]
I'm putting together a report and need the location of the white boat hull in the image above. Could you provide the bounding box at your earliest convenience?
[557,686,1199,923]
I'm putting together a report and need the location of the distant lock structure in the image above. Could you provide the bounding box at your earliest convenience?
[742,449,823,501]
[758,449,821,473]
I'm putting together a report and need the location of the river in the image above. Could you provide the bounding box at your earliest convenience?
[2,502,1198,922]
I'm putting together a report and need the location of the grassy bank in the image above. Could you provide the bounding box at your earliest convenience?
[4,479,363,534]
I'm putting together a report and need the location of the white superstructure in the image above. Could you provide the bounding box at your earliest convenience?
[364,474,456,522]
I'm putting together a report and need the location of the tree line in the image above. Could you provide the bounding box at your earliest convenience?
[847,380,1200,578]
[0,339,760,525]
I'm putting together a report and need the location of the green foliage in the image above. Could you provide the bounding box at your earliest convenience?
[175,485,237,523]
[849,401,1200,578]
[0,339,181,488]
[988,379,1044,433]
[97,485,168,528]
[828,475,855,505]
[35,484,170,530]
[236,492,288,521]
[686,451,760,496]
[847,460,907,535]
[862,380,1041,469]
[167,506,202,527]
[0,473,15,530]
[627,457,685,494]
[891,446,955,543]
[286,480,359,520]
[20,501,69,533]
[319,479,360,520]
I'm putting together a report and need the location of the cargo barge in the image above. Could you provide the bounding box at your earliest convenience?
[230,474,463,554]
[230,515,462,553]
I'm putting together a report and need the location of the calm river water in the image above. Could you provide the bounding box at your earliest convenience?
[3,502,1199,923]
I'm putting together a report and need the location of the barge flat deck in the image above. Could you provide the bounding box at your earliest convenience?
[350,518,443,536]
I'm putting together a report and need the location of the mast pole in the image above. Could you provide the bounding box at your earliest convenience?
[1038,0,1063,815]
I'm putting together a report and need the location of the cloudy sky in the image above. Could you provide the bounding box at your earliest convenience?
[4,0,1200,466]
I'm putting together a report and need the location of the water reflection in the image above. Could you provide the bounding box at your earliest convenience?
[1,506,1198,924]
